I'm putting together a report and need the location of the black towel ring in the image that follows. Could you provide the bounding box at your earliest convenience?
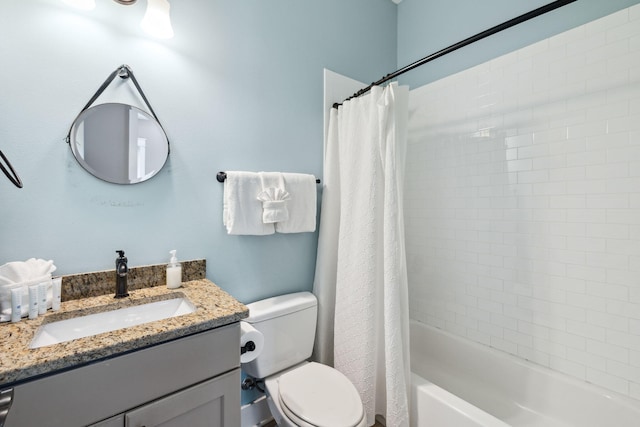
[0,150,23,188]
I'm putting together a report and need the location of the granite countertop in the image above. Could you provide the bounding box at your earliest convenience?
[0,269,248,386]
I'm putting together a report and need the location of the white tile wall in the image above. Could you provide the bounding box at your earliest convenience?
[405,4,640,400]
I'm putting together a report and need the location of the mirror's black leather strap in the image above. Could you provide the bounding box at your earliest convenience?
[120,65,171,153]
[125,66,161,123]
[125,66,170,152]
[66,65,123,144]
[77,66,121,115]
[67,64,170,151]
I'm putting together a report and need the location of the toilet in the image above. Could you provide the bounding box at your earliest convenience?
[242,292,366,427]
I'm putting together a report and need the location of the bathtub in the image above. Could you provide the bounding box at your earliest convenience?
[409,320,640,427]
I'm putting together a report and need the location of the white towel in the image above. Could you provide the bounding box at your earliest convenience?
[0,258,56,321]
[0,258,55,286]
[257,172,290,224]
[223,171,275,235]
[275,173,317,233]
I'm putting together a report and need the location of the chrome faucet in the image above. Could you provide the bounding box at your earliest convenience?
[115,250,129,298]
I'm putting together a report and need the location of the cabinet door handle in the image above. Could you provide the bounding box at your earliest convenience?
[0,389,14,427]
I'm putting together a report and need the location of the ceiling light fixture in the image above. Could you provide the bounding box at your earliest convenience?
[61,0,174,39]
[140,0,174,39]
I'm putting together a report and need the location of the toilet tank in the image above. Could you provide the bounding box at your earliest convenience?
[242,292,317,379]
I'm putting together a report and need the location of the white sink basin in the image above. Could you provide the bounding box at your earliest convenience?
[30,297,196,349]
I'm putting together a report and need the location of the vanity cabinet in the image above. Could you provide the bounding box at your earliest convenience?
[91,370,238,427]
[4,323,240,427]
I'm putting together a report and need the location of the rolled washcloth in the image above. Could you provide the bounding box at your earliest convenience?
[257,187,291,223]
[257,172,290,224]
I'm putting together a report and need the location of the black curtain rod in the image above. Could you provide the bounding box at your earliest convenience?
[333,0,578,108]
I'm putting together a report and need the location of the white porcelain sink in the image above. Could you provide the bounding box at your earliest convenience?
[30,297,196,349]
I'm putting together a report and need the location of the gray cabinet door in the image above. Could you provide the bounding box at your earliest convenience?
[125,369,240,427]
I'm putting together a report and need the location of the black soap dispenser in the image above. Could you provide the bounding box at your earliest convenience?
[115,250,129,298]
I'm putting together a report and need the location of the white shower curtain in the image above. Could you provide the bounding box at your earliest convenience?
[313,84,411,427]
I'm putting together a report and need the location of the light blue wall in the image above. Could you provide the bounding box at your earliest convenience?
[397,0,640,88]
[0,0,397,304]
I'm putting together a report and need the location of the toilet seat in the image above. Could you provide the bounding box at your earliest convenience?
[277,362,364,427]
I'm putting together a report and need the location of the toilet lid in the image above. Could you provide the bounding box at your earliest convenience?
[278,362,363,427]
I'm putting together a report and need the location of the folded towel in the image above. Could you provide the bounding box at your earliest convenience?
[223,171,275,235]
[275,173,318,233]
[257,172,290,224]
[0,258,56,322]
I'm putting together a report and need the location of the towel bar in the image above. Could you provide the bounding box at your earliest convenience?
[216,171,320,184]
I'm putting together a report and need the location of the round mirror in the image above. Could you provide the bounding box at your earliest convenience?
[68,103,169,184]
